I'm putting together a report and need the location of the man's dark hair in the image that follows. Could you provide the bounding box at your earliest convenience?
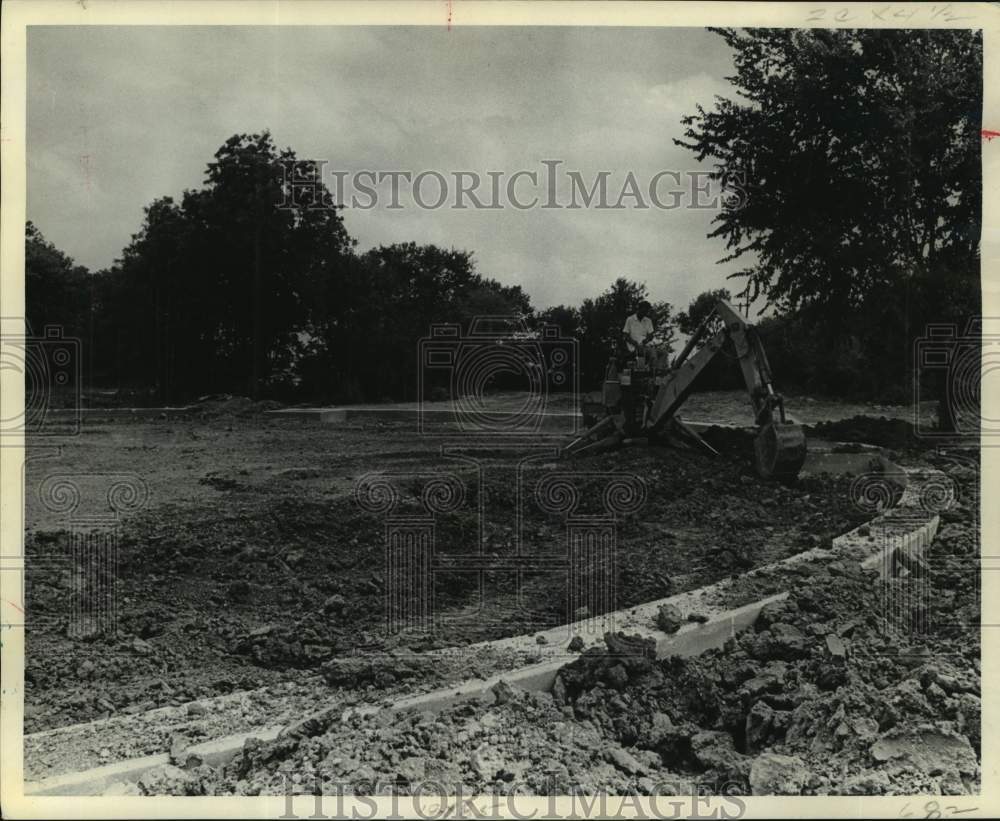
[637,300,652,312]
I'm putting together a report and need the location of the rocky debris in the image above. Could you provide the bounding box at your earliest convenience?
[395,756,426,785]
[471,741,528,782]
[279,706,339,740]
[226,580,252,602]
[881,678,932,721]
[605,745,645,775]
[655,604,683,634]
[754,598,798,631]
[168,734,191,767]
[749,753,808,795]
[321,653,438,689]
[919,663,979,696]
[690,730,749,782]
[841,769,892,795]
[954,693,981,754]
[131,638,154,656]
[745,700,775,753]
[24,416,980,796]
[24,424,868,734]
[824,634,847,659]
[322,594,346,614]
[183,471,980,797]
[870,726,978,779]
[556,633,657,702]
[749,623,809,660]
[567,636,585,652]
[491,680,516,706]
[136,762,219,796]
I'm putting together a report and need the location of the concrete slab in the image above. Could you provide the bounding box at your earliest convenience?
[46,407,195,418]
[267,405,583,431]
[265,405,750,434]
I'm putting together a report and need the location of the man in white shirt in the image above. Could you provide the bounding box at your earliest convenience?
[622,300,655,366]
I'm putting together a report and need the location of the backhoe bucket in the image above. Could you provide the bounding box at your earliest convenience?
[754,422,806,482]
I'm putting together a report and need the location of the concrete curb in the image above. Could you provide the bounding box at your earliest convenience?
[264,406,748,432]
[23,594,786,797]
[266,406,579,425]
[24,726,284,797]
[23,461,942,796]
[363,592,789,721]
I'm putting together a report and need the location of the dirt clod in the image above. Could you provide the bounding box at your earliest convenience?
[656,604,683,633]
[749,753,808,795]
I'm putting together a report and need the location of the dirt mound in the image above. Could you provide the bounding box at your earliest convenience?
[804,416,923,451]
[179,455,980,797]
[25,423,869,732]
[540,457,981,795]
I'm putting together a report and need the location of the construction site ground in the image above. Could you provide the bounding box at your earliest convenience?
[22,390,979,795]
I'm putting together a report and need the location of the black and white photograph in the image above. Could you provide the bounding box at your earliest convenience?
[1,1,996,816]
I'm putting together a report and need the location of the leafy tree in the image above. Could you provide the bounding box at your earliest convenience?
[196,132,354,398]
[24,223,93,403]
[536,305,581,337]
[108,132,354,401]
[300,243,532,403]
[676,288,732,336]
[25,222,91,338]
[676,28,981,408]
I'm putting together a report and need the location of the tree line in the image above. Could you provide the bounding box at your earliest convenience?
[26,28,981,409]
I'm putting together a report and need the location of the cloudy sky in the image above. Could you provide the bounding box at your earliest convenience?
[27,25,740,311]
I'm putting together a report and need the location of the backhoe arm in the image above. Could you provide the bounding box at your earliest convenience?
[646,324,727,432]
[646,300,806,480]
[646,301,757,431]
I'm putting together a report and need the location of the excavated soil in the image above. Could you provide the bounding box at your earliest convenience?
[24,409,868,735]
[134,451,979,798]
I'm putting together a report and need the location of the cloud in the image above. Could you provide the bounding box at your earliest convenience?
[27,25,744,309]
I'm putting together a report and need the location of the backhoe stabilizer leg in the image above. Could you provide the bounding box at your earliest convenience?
[572,428,625,457]
[565,414,614,453]
[669,417,720,456]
